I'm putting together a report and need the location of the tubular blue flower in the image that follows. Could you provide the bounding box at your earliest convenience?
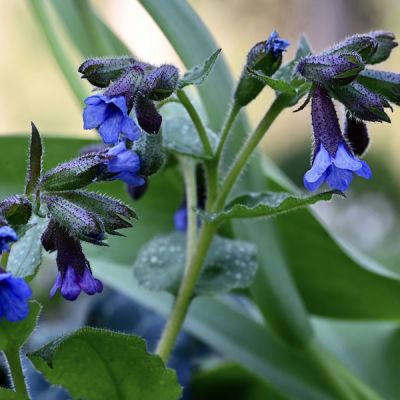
[105,141,145,187]
[304,87,372,192]
[265,30,290,57]
[0,270,32,322]
[42,221,103,301]
[0,226,18,254]
[83,94,141,144]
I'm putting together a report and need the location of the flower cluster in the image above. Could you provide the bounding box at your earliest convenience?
[80,57,178,189]
[297,31,399,191]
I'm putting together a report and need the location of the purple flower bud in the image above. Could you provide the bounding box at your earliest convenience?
[78,56,136,88]
[103,141,145,187]
[323,34,378,63]
[265,30,290,57]
[344,116,370,156]
[83,94,141,144]
[0,270,32,322]
[304,87,371,192]
[368,31,398,64]
[127,178,149,201]
[330,81,392,122]
[45,223,103,301]
[297,52,364,86]
[134,96,162,134]
[0,226,18,254]
[143,64,179,101]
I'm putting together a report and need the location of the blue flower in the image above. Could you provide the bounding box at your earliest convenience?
[0,226,18,254]
[0,271,32,322]
[304,143,371,191]
[83,94,141,144]
[265,30,290,57]
[174,202,188,232]
[304,86,372,192]
[51,265,103,302]
[105,141,145,186]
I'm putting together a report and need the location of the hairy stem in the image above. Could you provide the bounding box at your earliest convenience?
[213,96,287,211]
[30,0,88,104]
[177,89,213,157]
[155,222,216,362]
[214,101,241,163]
[5,348,29,397]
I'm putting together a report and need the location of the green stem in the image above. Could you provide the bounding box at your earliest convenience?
[155,222,216,362]
[156,96,180,110]
[0,252,9,269]
[177,89,213,157]
[214,101,241,163]
[5,348,29,397]
[30,0,88,104]
[307,342,358,400]
[213,96,287,211]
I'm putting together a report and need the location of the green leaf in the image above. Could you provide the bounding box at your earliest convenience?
[200,191,339,224]
[295,34,313,59]
[0,388,28,400]
[28,327,181,400]
[162,115,218,159]
[7,217,48,279]
[133,232,258,295]
[24,123,43,196]
[178,49,221,88]
[248,69,296,95]
[357,69,400,105]
[192,363,290,400]
[0,301,41,351]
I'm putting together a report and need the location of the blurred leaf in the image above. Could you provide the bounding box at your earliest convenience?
[7,217,48,279]
[162,115,218,159]
[192,363,289,400]
[295,34,313,59]
[28,327,181,400]
[24,123,43,196]
[178,49,221,88]
[133,232,257,295]
[0,301,41,351]
[199,190,339,224]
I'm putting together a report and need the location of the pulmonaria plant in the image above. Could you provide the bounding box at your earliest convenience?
[296,31,399,191]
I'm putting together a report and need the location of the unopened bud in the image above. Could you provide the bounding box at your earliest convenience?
[368,31,398,64]
[133,132,166,176]
[143,65,179,101]
[0,195,32,226]
[344,116,370,156]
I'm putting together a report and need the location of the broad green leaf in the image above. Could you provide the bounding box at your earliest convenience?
[0,388,28,400]
[7,217,48,279]
[24,123,43,196]
[91,259,341,400]
[162,115,218,159]
[0,301,41,351]
[248,69,296,95]
[192,363,290,400]
[133,232,257,295]
[28,327,181,400]
[262,157,400,319]
[200,191,339,224]
[178,49,221,88]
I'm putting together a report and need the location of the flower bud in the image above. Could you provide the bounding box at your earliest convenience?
[78,56,136,88]
[132,132,166,176]
[0,195,32,226]
[43,194,106,244]
[297,52,364,86]
[324,34,378,63]
[330,82,392,122]
[344,116,370,156]
[41,153,109,192]
[234,31,290,106]
[368,31,398,64]
[54,190,136,236]
[142,64,179,101]
[134,96,162,134]
[126,178,149,201]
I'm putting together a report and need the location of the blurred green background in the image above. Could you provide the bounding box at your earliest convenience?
[1,0,399,265]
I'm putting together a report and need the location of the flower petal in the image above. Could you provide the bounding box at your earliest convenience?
[326,165,353,191]
[121,117,141,141]
[50,272,63,297]
[304,169,328,191]
[304,145,332,184]
[60,266,81,301]
[332,143,362,171]
[98,111,123,144]
[83,103,108,130]
[355,160,372,179]
[79,267,102,295]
